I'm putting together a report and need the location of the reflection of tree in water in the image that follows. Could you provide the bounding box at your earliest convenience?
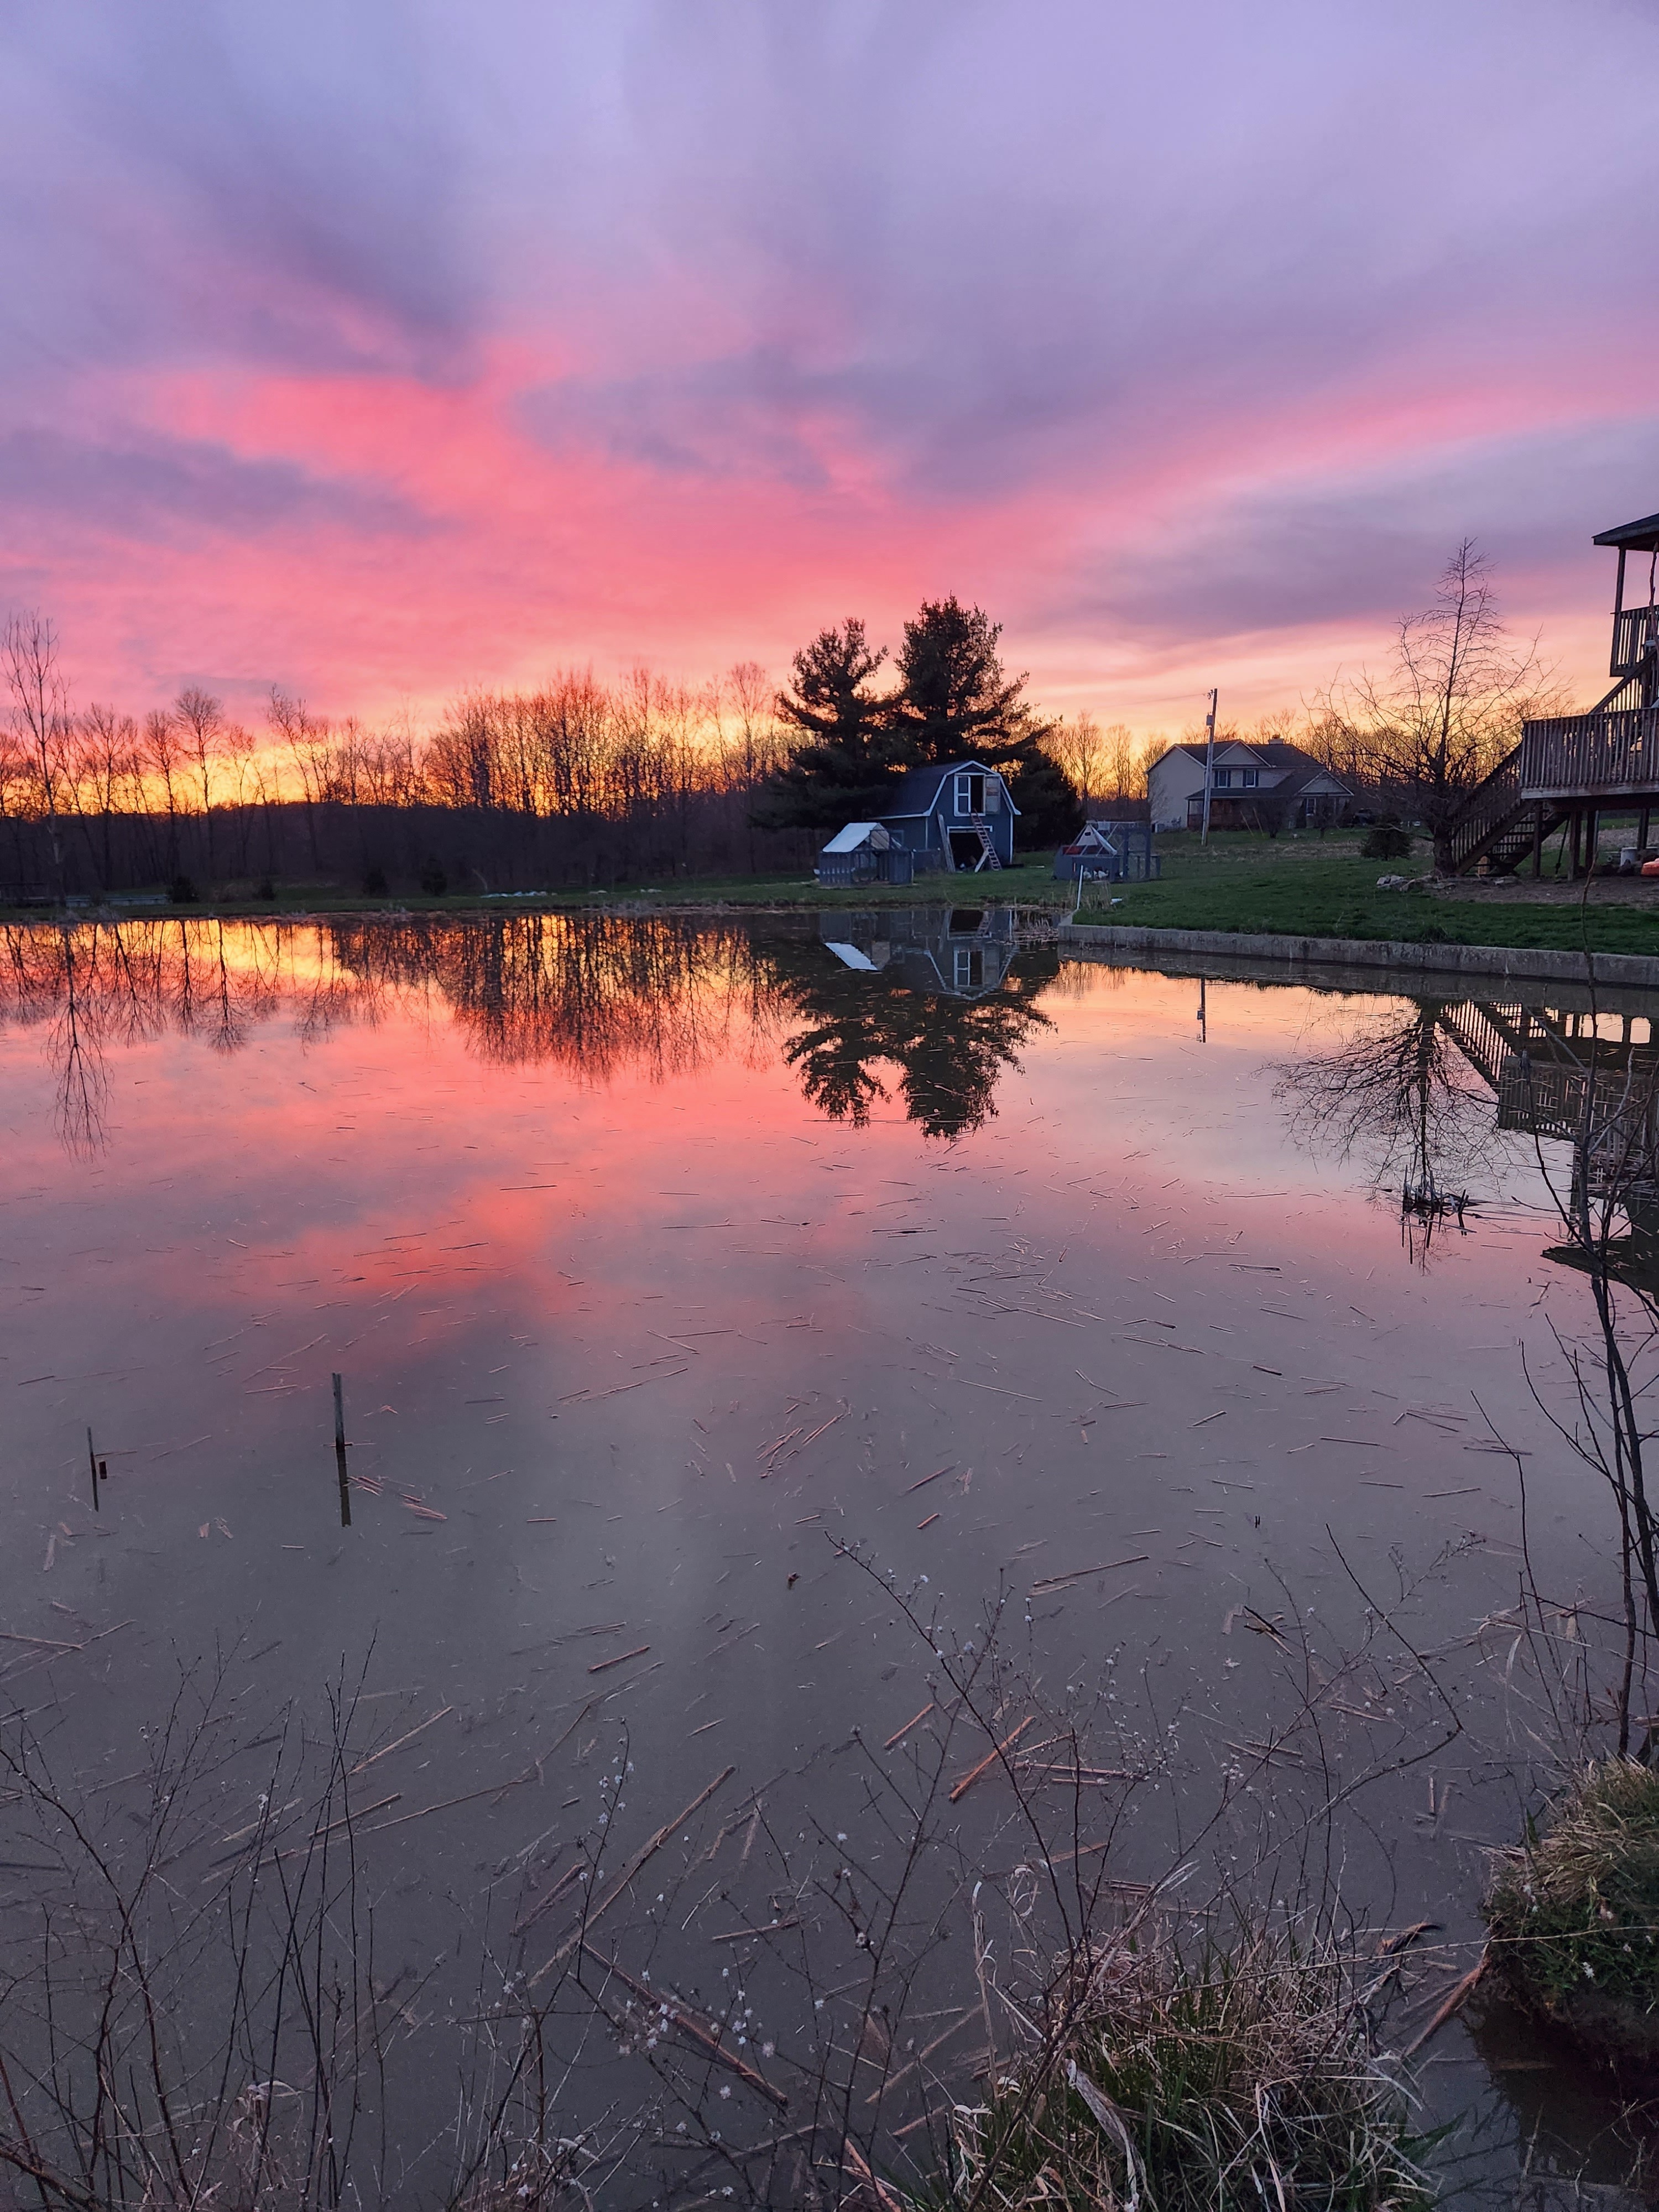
[1275,997,1514,1261]
[761,938,1059,1140]
[328,911,790,1083]
[1276,991,1659,1274]
[0,913,1057,1152]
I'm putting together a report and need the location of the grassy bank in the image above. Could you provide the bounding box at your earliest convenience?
[1485,1760,1659,2062]
[1077,832,1659,957]
[927,1923,1431,2212]
[17,832,1659,955]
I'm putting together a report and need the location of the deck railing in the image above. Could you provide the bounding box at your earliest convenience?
[1613,603,1659,676]
[1519,706,1659,797]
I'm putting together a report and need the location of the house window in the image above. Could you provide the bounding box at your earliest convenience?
[1212,768,1232,789]
[1240,768,1258,789]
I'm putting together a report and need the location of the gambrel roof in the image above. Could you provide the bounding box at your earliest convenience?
[879,759,1021,818]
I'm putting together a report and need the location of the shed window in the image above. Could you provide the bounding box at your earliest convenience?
[953,947,984,990]
[954,773,986,815]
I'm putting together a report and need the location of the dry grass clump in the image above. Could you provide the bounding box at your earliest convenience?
[932,1926,1430,2212]
[1485,1759,1659,2059]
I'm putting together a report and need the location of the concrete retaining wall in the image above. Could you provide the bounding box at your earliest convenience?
[1056,921,1659,992]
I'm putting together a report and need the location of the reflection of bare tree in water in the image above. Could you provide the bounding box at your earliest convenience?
[49,927,108,1157]
[0,914,1057,1152]
[1485,1013,1659,1752]
[1276,997,1508,1260]
[328,911,796,1083]
[0,914,812,1152]
[1280,984,1659,1743]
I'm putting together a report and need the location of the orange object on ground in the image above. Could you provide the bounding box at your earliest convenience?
[1641,858,1659,877]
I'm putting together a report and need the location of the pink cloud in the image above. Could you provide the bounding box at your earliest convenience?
[2,2,1655,733]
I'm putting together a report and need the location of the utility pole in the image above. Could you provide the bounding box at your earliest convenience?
[1200,688,1218,844]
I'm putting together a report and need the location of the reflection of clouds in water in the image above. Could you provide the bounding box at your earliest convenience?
[0,912,1064,1152]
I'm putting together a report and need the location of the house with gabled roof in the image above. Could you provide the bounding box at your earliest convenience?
[1147,738,1350,832]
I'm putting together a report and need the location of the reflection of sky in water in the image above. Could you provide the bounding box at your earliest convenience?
[0,912,1635,2183]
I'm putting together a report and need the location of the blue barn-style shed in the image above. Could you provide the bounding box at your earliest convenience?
[876,759,1018,872]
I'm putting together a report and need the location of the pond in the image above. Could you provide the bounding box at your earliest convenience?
[0,906,1650,2203]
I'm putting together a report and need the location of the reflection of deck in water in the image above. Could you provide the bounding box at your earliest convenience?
[1441,1001,1659,1204]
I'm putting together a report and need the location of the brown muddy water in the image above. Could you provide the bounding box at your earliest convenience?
[0,906,1651,2201]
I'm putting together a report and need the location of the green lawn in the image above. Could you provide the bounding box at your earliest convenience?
[1077,833,1659,956]
[580,858,1071,908]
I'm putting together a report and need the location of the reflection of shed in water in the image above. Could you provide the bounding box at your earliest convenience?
[820,907,1019,1000]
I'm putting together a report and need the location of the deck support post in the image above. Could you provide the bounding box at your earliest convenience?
[1531,802,1545,878]
[1641,804,1651,856]
[1587,805,1600,876]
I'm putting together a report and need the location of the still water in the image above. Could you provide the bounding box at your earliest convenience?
[0,907,1646,2196]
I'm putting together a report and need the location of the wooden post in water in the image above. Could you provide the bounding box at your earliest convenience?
[87,1426,102,1513]
[333,1373,352,1527]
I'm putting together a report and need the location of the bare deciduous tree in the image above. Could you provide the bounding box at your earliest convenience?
[1044,716,1164,807]
[175,685,227,875]
[3,610,72,885]
[1325,541,1552,873]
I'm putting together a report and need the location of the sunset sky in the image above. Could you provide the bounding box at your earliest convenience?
[4,0,1656,735]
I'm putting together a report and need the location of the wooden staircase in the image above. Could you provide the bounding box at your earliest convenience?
[1447,643,1657,874]
[1447,750,1568,875]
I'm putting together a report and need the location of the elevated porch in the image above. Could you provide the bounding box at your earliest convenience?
[1449,508,1659,874]
[1452,675,1659,875]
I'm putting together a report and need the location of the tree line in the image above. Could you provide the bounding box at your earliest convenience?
[0,544,1564,898]
[0,596,1086,899]
[0,620,827,896]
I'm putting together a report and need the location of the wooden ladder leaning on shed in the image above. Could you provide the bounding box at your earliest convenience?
[971,817,1002,870]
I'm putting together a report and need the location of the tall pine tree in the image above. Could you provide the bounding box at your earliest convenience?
[751,619,901,830]
[892,598,1081,844]
[891,598,1024,764]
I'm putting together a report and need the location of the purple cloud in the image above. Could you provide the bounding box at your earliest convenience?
[0,427,432,543]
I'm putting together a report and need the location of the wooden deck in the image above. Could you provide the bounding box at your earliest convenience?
[1446,513,1659,872]
[1518,704,1659,801]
